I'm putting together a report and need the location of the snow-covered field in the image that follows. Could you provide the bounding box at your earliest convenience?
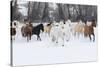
[12,23,98,66]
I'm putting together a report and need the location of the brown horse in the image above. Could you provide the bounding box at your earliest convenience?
[84,20,96,42]
[21,23,33,42]
[10,22,17,40]
[11,27,16,40]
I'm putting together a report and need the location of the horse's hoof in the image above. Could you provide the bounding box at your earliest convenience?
[93,40,95,42]
[39,39,41,41]
[56,42,58,43]
[62,45,64,47]
[66,40,69,42]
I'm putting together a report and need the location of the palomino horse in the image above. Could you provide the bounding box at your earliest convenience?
[84,20,96,42]
[44,22,52,36]
[74,20,85,38]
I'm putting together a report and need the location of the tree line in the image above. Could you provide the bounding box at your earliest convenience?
[11,0,97,23]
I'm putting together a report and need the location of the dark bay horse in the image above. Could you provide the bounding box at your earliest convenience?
[32,24,44,41]
[84,20,96,42]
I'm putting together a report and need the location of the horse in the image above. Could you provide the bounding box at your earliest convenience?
[84,20,96,42]
[21,23,33,42]
[10,22,16,41]
[11,20,19,40]
[63,20,72,41]
[32,24,44,41]
[50,20,72,46]
[44,22,52,36]
[12,20,19,28]
[74,20,85,38]
[11,27,16,40]
[50,22,64,46]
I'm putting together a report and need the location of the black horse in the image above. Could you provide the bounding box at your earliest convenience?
[32,24,44,41]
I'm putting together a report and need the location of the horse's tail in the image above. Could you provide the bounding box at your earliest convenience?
[21,26,25,37]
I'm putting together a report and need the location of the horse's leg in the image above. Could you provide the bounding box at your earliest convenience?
[37,35,41,41]
[27,34,29,42]
[48,32,50,37]
[74,31,76,37]
[62,37,64,47]
[37,35,38,40]
[55,35,58,44]
[68,32,71,41]
[39,35,41,41]
[27,36,29,42]
[92,33,95,42]
[89,34,92,41]
[29,34,31,40]
[13,36,15,40]
[30,32,32,40]
[52,36,55,42]
[77,32,80,39]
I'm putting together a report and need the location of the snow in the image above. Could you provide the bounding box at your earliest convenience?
[12,23,98,66]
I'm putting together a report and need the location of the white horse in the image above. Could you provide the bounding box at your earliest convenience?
[64,20,72,41]
[50,20,72,46]
[50,22,64,46]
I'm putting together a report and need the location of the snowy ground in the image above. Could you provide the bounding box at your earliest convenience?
[12,23,98,66]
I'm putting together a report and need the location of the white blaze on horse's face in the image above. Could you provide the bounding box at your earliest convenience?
[86,21,92,26]
[67,19,71,23]
[59,21,63,25]
[79,20,82,24]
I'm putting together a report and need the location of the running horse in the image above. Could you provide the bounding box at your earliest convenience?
[44,22,52,36]
[84,20,96,42]
[10,22,16,40]
[21,23,33,42]
[32,24,44,41]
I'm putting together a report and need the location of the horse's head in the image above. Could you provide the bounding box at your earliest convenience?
[92,20,96,27]
[39,24,44,32]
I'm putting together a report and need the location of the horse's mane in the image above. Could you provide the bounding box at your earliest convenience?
[47,23,52,26]
[38,24,43,27]
[33,24,43,29]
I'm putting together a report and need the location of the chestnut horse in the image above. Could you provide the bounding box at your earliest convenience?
[84,20,96,42]
[21,23,33,42]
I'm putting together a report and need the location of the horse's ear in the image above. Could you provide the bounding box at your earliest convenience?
[84,21,87,24]
[92,19,95,23]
